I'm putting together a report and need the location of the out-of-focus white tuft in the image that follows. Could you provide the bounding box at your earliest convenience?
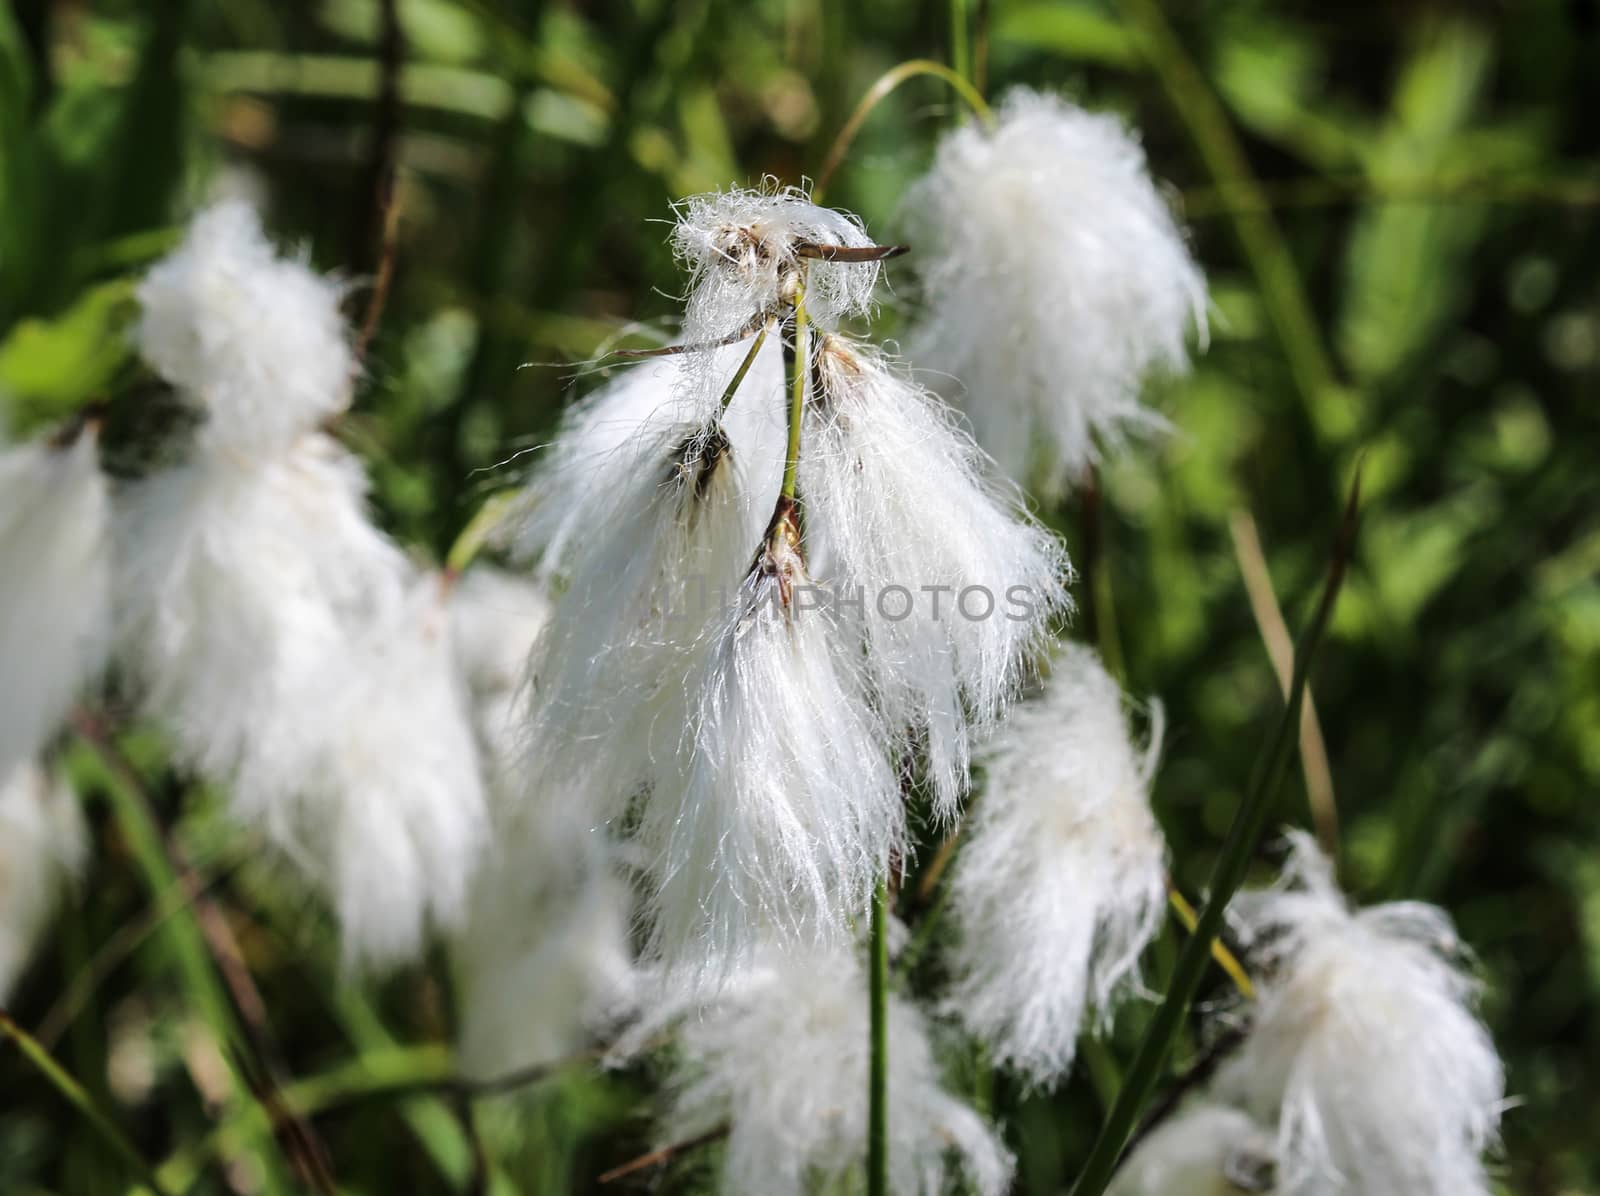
[447,565,550,770]
[0,430,111,780]
[1214,831,1504,1196]
[640,537,903,982]
[803,335,1070,817]
[287,576,490,968]
[642,944,1014,1196]
[454,826,636,1077]
[449,565,635,1072]
[135,201,354,456]
[0,762,90,1000]
[902,88,1206,497]
[671,183,880,347]
[115,434,408,794]
[517,341,786,837]
[1107,1103,1280,1196]
[944,646,1167,1087]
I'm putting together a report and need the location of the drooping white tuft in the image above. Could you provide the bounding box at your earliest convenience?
[1214,831,1505,1196]
[517,342,786,835]
[296,577,489,966]
[802,335,1070,817]
[1107,1102,1279,1196]
[0,762,90,1000]
[902,88,1206,497]
[644,944,1014,1196]
[114,434,408,794]
[671,183,880,347]
[944,646,1167,1087]
[447,565,551,771]
[135,201,354,457]
[454,825,636,1078]
[640,533,904,981]
[0,429,111,780]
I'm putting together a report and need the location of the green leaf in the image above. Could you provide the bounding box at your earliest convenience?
[993,2,1140,67]
[0,278,136,426]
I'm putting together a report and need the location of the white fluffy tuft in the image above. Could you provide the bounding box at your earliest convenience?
[802,335,1070,816]
[0,430,111,780]
[902,88,1206,496]
[944,646,1167,1087]
[0,762,90,1000]
[1107,1102,1279,1196]
[115,434,408,793]
[135,201,354,456]
[671,183,879,346]
[643,944,1014,1196]
[1214,831,1505,1196]
[640,541,904,979]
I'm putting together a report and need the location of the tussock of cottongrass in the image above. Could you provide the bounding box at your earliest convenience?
[0,762,89,1000]
[902,87,1206,497]
[1214,831,1505,1196]
[135,201,354,457]
[802,334,1069,818]
[630,943,1013,1196]
[0,429,110,780]
[943,646,1167,1087]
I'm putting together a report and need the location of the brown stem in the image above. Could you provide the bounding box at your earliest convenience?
[598,1124,730,1184]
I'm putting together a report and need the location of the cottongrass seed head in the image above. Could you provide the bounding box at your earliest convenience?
[0,428,110,780]
[802,334,1069,817]
[944,645,1167,1088]
[1107,1102,1279,1196]
[902,87,1206,497]
[0,762,90,1000]
[640,531,904,981]
[644,943,1013,1196]
[671,182,880,347]
[1214,831,1505,1196]
[135,201,354,457]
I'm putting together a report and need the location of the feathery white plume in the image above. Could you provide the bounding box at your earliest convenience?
[0,429,111,780]
[1214,831,1504,1196]
[644,944,1013,1196]
[284,576,489,967]
[135,201,354,456]
[455,828,635,1077]
[672,183,879,347]
[1107,1103,1279,1196]
[0,762,89,1000]
[448,565,550,769]
[447,565,635,1071]
[803,335,1069,816]
[640,530,903,978]
[944,646,1167,1087]
[115,434,408,792]
[518,341,786,833]
[902,88,1206,496]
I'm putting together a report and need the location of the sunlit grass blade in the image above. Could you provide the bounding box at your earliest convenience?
[1069,467,1361,1196]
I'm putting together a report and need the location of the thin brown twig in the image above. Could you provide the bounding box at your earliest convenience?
[350,0,404,274]
[1228,509,1340,858]
[598,1124,731,1184]
[355,172,404,363]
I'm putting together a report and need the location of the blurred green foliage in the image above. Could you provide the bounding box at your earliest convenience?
[1,0,1597,1193]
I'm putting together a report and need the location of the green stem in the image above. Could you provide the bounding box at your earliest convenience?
[867,876,890,1196]
[1069,472,1360,1196]
[813,59,994,201]
[719,320,773,416]
[948,0,972,88]
[779,286,809,502]
[0,1009,171,1194]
